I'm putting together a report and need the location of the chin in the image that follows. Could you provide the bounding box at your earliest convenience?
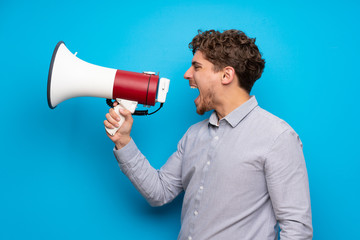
[196,105,211,116]
[196,109,206,115]
[195,104,205,115]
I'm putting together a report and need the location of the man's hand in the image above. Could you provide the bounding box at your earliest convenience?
[104,102,134,149]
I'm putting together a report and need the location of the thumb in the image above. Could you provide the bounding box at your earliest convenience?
[119,108,133,121]
[117,108,133,136]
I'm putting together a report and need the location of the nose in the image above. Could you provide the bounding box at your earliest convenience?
[184,67,193,80]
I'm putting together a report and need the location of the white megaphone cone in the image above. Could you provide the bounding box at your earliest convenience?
[47,41,170,135]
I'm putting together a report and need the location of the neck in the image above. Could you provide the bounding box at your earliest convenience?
[215,87,250,120]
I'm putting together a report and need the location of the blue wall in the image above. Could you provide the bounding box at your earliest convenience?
[1,0,359,239]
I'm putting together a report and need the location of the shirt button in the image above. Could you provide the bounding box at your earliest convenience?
[214,136,219,140]
[194,210,198,216]
[199,186,204,190]
[188,237,192,240]
[207,161,211,165]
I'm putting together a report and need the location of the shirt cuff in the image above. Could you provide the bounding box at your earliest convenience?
[113,138,140,165]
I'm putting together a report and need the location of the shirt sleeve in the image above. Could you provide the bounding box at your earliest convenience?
[264,129,313,239]
[113,137,184,207]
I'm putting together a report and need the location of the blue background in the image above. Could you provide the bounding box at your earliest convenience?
[1,0,359,239]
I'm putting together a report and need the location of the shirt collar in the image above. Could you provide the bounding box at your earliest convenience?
[209,96,259,128]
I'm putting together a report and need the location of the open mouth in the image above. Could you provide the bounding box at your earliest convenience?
[190,84,200,105]
[190,84,198,89]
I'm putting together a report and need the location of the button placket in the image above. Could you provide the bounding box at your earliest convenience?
[188,122,226,238]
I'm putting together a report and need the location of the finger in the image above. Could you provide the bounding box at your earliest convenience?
[104,120,118,129]
[109,108,121,121]
[106,113,120,127]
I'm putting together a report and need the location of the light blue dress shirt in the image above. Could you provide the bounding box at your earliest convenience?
[114,96,312,240]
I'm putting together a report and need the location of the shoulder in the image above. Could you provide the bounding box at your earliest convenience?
[245,107,305,164]
[255,107,295,132]
[247,106,301,145]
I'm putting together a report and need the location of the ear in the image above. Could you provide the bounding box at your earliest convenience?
[221,66,236,85]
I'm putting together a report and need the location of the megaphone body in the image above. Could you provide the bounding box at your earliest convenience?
[47,41,170,135]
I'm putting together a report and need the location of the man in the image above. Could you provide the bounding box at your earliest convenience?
[104,30,313,239]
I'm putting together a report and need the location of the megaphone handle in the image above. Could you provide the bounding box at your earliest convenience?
[105,99,138,136]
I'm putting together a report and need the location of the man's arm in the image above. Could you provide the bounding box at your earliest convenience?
[113,138,184,206]
[264,129,313,239]
[104,104,183,206]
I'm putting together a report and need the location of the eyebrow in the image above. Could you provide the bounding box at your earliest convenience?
[192,61,202,66]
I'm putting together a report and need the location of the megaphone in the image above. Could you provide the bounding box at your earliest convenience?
[47,41,170,135]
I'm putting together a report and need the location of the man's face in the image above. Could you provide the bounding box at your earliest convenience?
[184,51,223,115]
